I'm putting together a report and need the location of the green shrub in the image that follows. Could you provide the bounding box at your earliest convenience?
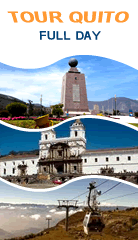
[51,104,63,117]
[131,217,138,226]
[6,102,27,117]
[135,112,138,117]
[0,110,9,117]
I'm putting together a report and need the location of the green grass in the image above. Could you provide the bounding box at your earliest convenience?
[3,120,138,129]
[3,120,60,129]
[129,123,138,127]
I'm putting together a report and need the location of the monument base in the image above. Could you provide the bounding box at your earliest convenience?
[64,111,91,116]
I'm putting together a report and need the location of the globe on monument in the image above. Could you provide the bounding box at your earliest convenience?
[68,58,78,67]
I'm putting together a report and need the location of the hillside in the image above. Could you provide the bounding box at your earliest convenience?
[0,149,39,159]
[0,93,26,109]
[0,228,14,239]
[0,93,48,112]
[88,97,138,113]
[6,208,138,240]
[1,93,138,114]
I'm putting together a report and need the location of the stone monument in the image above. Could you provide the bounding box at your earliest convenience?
[61,58,90,116]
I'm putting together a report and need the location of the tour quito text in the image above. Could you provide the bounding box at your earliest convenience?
[8,11,129,23]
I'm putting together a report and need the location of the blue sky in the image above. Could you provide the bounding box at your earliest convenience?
[0,177,138,207]
[0,124,40,155]
[0,55,138,106]
[1,118,138,155]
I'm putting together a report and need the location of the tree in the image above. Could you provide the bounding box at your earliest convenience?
[134,112,138,117]
[6,102,27,117]
[28,100,34,116]
[51,104,63,117]
[9,150,17,155]
[113,109,120,115]
[0,110,9,117]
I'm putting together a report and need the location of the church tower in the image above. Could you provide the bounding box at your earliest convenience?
[61,58,90,116]
[70,119,86,139]
[41,129,56,141]
[39,129,56,159]
[70,119,86,155]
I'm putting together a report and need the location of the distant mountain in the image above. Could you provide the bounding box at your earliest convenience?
[0,228,13,239]
[0,93,26,109]
[100,206,127,211]
[88,97,138,113]
[0,149,39,159]
[0,202,57,208]
[12,228,41,237]
[0,93,47,110]
[8,149,39,156]
[1,93,138,114]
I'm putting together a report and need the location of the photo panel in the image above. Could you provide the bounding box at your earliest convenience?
[1,116,138,189]
[1,55,138,130]
[0,176,137,239]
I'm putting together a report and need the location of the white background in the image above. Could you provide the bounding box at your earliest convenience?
[0,0,137,69]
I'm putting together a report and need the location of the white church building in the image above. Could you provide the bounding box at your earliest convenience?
[1,119,138,178]
[0,155,38,177]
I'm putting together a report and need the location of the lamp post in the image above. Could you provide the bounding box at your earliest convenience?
[46,215,52,229]
[115,94,117,115]
[40,94,42,116]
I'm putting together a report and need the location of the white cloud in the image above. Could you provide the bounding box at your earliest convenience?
[0,206,8,209]
[100,202,116,207]
[0,67,66,106]
[69,210,77,216]
[77,209,83,212]
[55,211,66,215]
[8,206,15,209]
[30,214,41,220]
[49,209,56,213]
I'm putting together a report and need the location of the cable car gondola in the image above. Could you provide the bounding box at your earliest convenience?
[83,212,105,234]
[83,182,105,235]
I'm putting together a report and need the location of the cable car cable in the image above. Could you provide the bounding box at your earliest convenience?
[96,179,109,188]
[71,179,109,200]
[100,182,121,196]
[79,191,138,208]
[71,190,89,200]
[101,191,138,202]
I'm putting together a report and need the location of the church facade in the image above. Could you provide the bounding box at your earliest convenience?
[1,119,138,178]
[38,119,86,175]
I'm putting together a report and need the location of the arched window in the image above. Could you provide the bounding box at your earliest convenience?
[45,134,47,140]
[75,131,77,137]
[58,150,62,157]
